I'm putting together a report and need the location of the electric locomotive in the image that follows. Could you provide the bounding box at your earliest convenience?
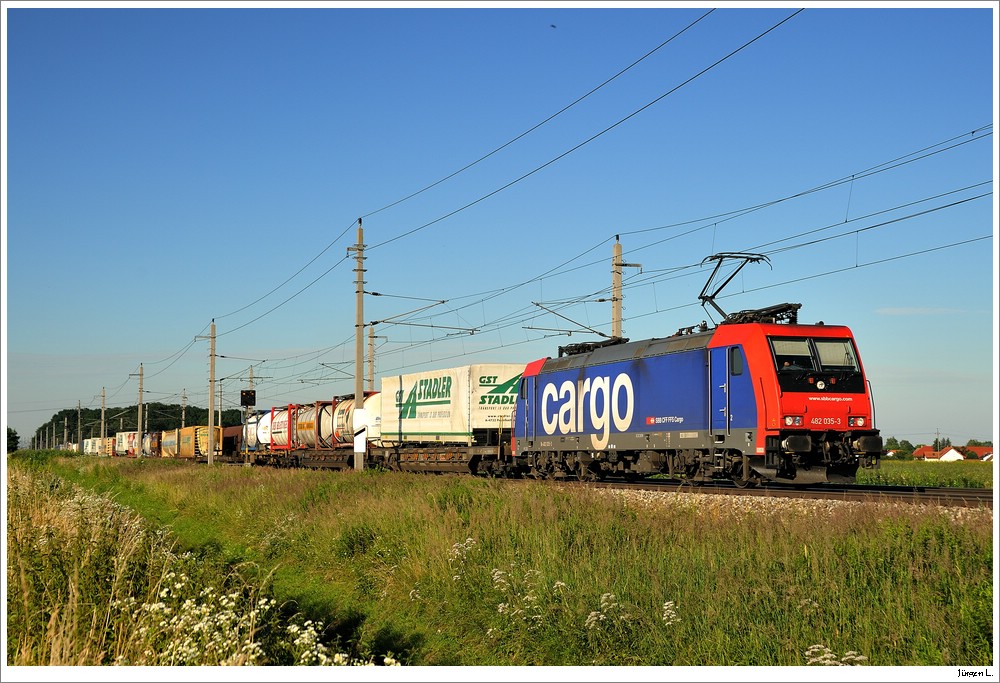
[510,300,882,486]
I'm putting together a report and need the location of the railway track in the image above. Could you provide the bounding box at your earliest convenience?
[201,455,993,508]
[593,478,994,508]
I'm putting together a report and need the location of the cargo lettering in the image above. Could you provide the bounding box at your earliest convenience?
[539,373,635,450]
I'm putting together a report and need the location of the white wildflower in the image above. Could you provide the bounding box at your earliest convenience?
[661,600,680,626]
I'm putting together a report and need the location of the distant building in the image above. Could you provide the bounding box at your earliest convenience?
[936,447,965,462]
[912,444,993,461]
[961,446,994,460]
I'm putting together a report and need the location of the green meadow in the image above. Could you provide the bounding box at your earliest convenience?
[6,452,993,667]
[857,458,993,488]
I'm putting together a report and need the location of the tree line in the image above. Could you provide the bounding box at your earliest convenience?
[13,415,993,456]
[31,402,247,447]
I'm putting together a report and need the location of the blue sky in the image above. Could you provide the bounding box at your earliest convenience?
[3,3,997,450]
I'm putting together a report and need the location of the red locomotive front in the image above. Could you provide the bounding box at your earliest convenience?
[714,319,882,484]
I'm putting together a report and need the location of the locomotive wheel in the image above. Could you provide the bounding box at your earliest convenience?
[729,460,755,488]
[576,461,599,482]
[528,456,552,479]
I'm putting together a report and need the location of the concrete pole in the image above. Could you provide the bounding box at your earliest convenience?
[77,400,82,454]
[368,325,375,392]
[611,235,641,340]
[244,366,255,461]
[208,320,216,465]
[138,363,143,455]
[101,387,106,443]
[612,238,623,340]
[350,219,366,471]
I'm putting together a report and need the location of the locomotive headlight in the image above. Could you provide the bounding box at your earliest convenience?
[849,416,866,427]
[784,416,803,426]
[816,380,826,390]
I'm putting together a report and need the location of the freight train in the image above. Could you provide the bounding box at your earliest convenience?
[100,298,882,486]
[84,425,239,459]
[241,363,522,474]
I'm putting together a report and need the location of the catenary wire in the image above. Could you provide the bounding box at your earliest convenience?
[208,11,715,328]
[360,9,716,221]
[369,9,806,251]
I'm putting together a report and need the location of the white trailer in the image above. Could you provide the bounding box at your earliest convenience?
[379,363,523,447]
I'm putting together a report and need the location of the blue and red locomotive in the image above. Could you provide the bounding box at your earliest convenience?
[511,301,882,486]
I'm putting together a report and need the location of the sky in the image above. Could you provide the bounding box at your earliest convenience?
[2,2,997,452]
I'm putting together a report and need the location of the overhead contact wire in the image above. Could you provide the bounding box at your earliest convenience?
[370,9,805,251]
[360,9,716,221]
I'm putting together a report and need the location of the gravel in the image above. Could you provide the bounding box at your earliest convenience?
[593,487,994,526]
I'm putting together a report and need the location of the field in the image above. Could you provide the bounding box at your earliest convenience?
[857,459,993,488]
[6,451,994,669]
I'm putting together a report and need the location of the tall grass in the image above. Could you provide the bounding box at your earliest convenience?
[857,459,993,488]
[5,458,398,666]
[9,453,993,667]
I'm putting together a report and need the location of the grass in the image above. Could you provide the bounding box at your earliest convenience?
[6,451,994,667]
[857,459,993,488]
[5,453,398,667]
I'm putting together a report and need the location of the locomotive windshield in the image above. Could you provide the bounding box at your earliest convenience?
[770,337,865,393]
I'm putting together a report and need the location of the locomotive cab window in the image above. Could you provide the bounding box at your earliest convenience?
[772,338,813,371]
[728,347,743,375]
[814,339,860,374]
[770,336,865,393]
